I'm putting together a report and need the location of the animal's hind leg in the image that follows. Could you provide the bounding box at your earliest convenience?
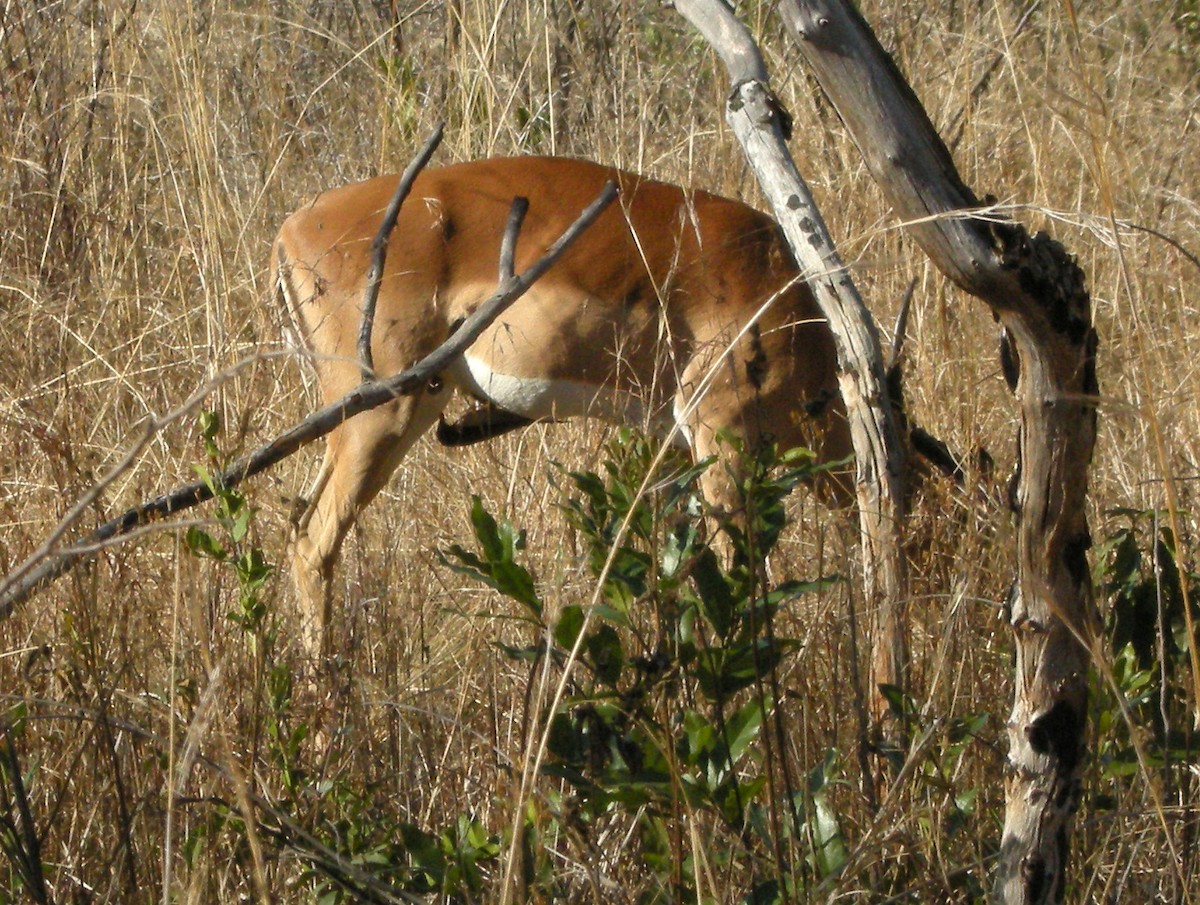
[690,419,753,560]
[291,391,445,659]
[675,374,759,567]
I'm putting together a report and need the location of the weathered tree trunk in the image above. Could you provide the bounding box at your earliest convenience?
[675,0,912,761]
[771,2,1100,902]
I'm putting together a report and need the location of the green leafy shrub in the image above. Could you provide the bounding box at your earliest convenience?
[1092,508,1199,800]
[441,430,849,902]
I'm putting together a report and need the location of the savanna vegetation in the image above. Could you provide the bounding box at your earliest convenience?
[1,1,1198,901]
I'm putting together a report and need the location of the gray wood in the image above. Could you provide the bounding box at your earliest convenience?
[675,0,913,759]
[357,124,444,380]
[775,2,1099,902]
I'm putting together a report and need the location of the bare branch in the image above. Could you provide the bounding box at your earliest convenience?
[888,277,917,371]
[0,181,618,619]
[358,122,445,380]
[670,0,768,85]
[675,0,912,754]
[498,196,529,282]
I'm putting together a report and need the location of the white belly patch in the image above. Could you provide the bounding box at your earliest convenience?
[451,354,617,420]
[449,354,690,449]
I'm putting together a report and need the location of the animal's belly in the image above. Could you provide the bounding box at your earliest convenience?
[448,354,690,450]
[451,354,621,420]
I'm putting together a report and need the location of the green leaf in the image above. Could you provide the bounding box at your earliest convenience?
[438,499,541,616]
[809,749,842,794]
[715,775,766,826]
[493,641,544,662]
[199,410,221,461]
[192,462,219,496]
[184,526,226,561]
[696,638,795,698]
[682,711,714,760]
[200,410,220,441]
[691,547,737,638]
[593,603,631,628]
[554,604,585,649]
[229,504,252,543]
[597,556,641,613]
[877,683,913,719]
[723,697,767,766]
[469,495,506,562]
[660,523,692,578]
[809,794,848,877]
[949,787,979,830]
[586,624,624,685]
[661,456,714,508]
[491,561,540,613]
[4,702,28,736]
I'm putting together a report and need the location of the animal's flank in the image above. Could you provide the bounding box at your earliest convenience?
[273,155,857,657]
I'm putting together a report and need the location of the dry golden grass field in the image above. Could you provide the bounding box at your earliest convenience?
[1,1,1198,902]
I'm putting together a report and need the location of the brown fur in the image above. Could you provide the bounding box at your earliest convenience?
[273,157,852,655]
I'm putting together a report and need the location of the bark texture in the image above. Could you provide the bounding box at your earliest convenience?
[675,0,912,750]
[774,1,1099,901]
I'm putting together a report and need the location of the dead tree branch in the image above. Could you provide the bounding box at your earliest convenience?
[498,197,529,281]
[774,1,1099,901]
[675,0,913,758]
[358,123,445,379]
[0,181,618,620]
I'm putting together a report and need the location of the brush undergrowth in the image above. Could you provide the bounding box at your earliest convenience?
[1,0,1198,901]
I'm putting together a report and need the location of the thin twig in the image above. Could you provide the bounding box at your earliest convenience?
[1,731,50,905]
[888,276,918,370]
[0,181,618,619]
[358,123,445,380]
[1126,221,1200,275]
[498,196,529,281]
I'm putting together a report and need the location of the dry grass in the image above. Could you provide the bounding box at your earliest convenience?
[1,0,1197,901]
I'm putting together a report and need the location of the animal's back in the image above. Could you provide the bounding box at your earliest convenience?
[274,156,850,656]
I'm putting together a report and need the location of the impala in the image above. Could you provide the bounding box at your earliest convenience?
[274,156,855,656]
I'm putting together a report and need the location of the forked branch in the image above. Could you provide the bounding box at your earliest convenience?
[358,123,445,379]
[675,0,912,767]
[0,181,618,619]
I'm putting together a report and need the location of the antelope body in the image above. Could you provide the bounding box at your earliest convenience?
[274,157,852,654]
